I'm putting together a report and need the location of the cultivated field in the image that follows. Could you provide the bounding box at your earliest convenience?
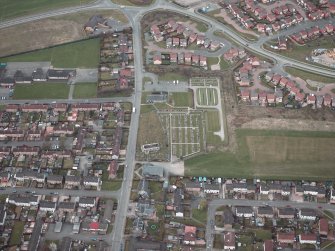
[196,88,218,106]
[185,129,335,180]
[0,10,127,57]
[190,77,219,87]
[1,39,100,68]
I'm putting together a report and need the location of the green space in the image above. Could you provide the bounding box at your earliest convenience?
[205,110,222,145]
[73,83,97,99]
[111,0,154,6]
[195,22,208,33]
[196,88,218,106]
[284,67,335,84]
[185,129,335,180]
[323,210,334,220]
[220,57,231,70]
[207,57,220,68]
[266,37,335,66]
[158,72,188,82]
[252,229,272,241]
[1,38,100,68]
[9,221,25,246]
[13,83,70,99]
[101,180,122,191]
[192,208,207,225]
[0,0,94,20]
[170,92,193,107]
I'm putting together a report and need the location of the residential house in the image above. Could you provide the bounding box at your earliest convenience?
[299,233,317,244]
[0,172,11,187]
[13,146,40,156]
[64,175,81,189]
[224,231,235,250]
[39,201,57,213]
[8,195,39,207]
[299,208,317,221]
[83,176,101,188]
[46,174,63,186]
[47,69,75,81]
[183,225,196,245]
[204,183,220,194]
[257,206,274,218]
[235,206,253,218]
[138,179,150,199]
[78,197,96,208]
[264,240,274,251]
[277,207,295,219]
[135,201,156,219]
[307,94,316,105]
[184,181,201,193]
[324,94,332,107]
[277,232,295,244]
[142,164,164,180]
[240,90,250,101]
[185,53,192,65]
[58,202,76,213]
[170,52,178,63]
[319,218,329,237]
[174,188,184,218]
[303,185,318,196]
[108,160,118,179]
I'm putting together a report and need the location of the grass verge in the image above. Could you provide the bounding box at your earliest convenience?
[284,66,335,84]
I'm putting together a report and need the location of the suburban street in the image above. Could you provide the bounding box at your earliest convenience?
[205,199,335,250]
[1,0,335,250]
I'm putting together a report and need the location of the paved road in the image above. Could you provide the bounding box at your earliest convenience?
[205,198,335,250]
[0,186,119,199]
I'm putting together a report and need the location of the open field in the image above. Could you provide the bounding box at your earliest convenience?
[0,0,93,20]
[196,88,218,106]
[73,83,97,99]
[284,66,335,83]
[266,37,335,66]
[185,129,335,180]
[190,77,219,87]
[170,92,194,107]
[13,83,70,99]
[0,10,127,57]
[1,39,100,68]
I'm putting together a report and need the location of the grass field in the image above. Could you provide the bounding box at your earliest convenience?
[170,92,194,107]
[1,38,100,68]
[196,88,218,106]
[220,57,231,70]
[73,83,97,99]
[0,0,93,20]
[185,129,335,180]
[101,180,122,191]
[267,37,335,66]
[284,67,335,83]
[13,83,70,99]
[9,221,25,246]
[205,110,222,145]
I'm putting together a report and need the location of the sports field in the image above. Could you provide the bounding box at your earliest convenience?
[185,129,335,180]
[196,88,218,106]
[13,83,70,99]
[0,0,93,20]
[1,39,100,68]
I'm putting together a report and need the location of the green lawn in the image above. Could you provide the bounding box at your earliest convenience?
[220,57,231,70]
[0,0,94,20]
[284,67,335,84]
[252,229,272,241]
[192,208,207,225]
[207,57,220,67]
[9,221,25,246]
[73,83,97,99]
[1,38,100,68]
[170,92,193,107]
[13,83,70,99]
[101,180,122,191]
[185,129,335,180]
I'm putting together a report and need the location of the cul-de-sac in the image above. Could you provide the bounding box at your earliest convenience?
[0,0,335,250]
